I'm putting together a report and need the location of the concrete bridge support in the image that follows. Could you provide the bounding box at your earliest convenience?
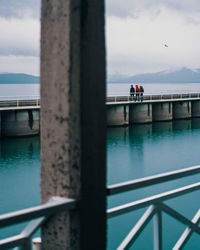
[1,109,39,137]
[129,103,152,124]
[173,101,191,119]
[107,104,129,126]
[40,0,106,249]
[191,100,200,117]
[152,102,172,121]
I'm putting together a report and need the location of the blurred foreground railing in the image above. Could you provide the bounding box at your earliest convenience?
[0,197,76,250]
[107,165,200,250]
[1,165,200,249]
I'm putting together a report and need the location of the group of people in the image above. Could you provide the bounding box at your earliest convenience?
[130,84,144,102]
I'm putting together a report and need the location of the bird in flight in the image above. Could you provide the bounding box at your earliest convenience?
[164,44,168,47]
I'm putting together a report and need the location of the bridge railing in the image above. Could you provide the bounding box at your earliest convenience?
[107,165,200,249]
[106,93,200,103]
[0,197,76,250]
[1,165,200,249]
[0,96,40,108]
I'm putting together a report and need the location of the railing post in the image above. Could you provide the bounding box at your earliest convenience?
[154,205,162,250]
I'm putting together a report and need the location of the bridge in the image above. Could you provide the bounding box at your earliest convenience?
[0,96,40,137]
[0,93,200,136]
[106,93,200,126]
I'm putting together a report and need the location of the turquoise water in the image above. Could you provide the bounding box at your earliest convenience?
[0,136,40,239]
[107,119,200,249]
[1,119,200,249]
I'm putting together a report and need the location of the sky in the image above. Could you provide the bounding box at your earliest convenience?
[0,0,200,76]
[106,0,200,76]
[0,0,40,75]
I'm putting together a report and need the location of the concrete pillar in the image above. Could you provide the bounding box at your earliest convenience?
[1,110,39,137]
[152,102,172,121]
[129,103,152,124]
[191,100,200,117]
[107,104,129,126]
[173,101,191,119]
[40,0,106,249]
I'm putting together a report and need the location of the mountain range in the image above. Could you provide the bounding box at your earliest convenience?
[1,68,200,84]
[108,68,200,83]
[0,73,39,84]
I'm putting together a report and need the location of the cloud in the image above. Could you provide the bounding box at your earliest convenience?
[0,17,40,57]
[106,0,200,19]
[0,55,39,76]
[0,1,41,75]
[0,0,41,19]
[106,7,200,75]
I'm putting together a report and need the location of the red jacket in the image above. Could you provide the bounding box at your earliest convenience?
[136,85,140,92]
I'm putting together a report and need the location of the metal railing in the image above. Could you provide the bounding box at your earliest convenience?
[1,165,200,249]
[0,95,40,108]
[0,197,76,250]
[107,165,200,250]
[106,93,200,103]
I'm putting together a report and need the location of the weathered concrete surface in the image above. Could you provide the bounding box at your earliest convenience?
[129,103,152,124]
[173,101,191,119]
[191,100,200,117]
[107,104,129,126]
[1,110,39,137]
[152,102,172,121]
[40,0,106,249]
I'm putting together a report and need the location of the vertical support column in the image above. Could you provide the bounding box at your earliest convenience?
[154,208,162,250]
[40,0,106,249]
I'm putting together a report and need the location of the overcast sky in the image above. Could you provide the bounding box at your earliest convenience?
[0,0,200,76]
[106,0,200,76]
[0,0,40,75]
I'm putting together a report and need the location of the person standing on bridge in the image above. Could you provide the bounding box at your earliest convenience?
[140,85,144,102]
[136,84,140,101]
[130,84,135,101]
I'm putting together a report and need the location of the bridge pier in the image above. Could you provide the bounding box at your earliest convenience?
[129,103,152,124]
[191,100,200,117]
[107,104,129,126]
[152,102,172,121]
[1,109,39,137]
[173,101,191,119]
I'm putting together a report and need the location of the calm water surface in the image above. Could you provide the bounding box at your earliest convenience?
[107,119,200,250]
[1,83,200,99]
[107,83,200,96]
[1,119,200,249]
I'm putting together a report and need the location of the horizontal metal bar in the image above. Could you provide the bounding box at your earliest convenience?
[107,182,200,218]
[117,205,156,250]
[107,165,200,195]
[0,197,76,228]
[160,203,200,234]
[0,234,26,250]
[173,209,200,250]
